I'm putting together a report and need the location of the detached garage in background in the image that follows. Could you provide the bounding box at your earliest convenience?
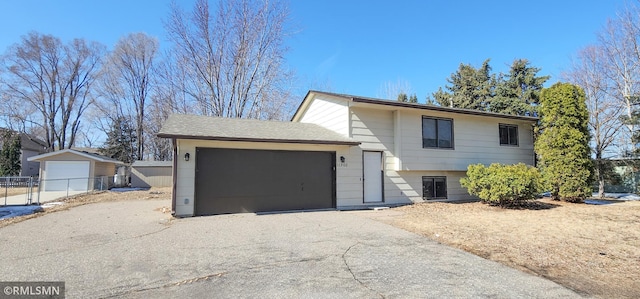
[28,149,123,191]
[131,161,172,188]
[157,114,360,217]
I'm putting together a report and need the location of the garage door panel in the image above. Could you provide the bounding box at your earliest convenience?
[195,148,335,215]
[44,161,90,191]
[210,195,332,214]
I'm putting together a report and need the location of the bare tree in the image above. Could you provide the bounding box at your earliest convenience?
[138,56,195,161]
[146,95,174,161]
[0,32,104,150]
[164,0,295,120]
[377,79,413,100]
[97,32,158,160]
[598,4,640,153]
[154,56,194,114]
[566,46,624,198]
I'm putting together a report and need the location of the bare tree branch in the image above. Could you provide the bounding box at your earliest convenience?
[96,32,158,160]
[566,45,624,198]
[0,32,104,150]
[163,0,295,120]
[377,79,413,100]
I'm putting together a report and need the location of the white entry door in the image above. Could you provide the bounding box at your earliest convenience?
[363,151,383,203]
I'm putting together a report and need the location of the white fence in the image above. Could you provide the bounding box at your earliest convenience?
[1,176,119,206]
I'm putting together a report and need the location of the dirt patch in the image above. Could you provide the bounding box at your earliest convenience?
[0,187,172,228]
[380,199,640,298]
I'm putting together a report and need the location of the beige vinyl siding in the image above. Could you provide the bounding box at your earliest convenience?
[383,171,475,202]
[297,95,349,137]
[344,108,408,206]
[398,109,535,171]
[93,162,115,177]
[174,139,354,217]
[351,107,394,151]
[333,145,368,207]
[92,161,116,190]
[343,105,533,206]
[131,166,172,188]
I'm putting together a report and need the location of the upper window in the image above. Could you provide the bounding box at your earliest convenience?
[499,124,518,146]
[422,117,453,149]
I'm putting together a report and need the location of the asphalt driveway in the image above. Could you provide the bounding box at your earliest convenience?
[0,199,582,298]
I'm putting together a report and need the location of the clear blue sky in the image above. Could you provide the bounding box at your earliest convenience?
[0,0,629,102]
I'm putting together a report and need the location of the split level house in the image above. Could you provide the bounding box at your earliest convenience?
[158,91,537,217]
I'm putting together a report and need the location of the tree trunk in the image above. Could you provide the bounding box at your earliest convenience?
[598,179,605,199]
[596,158,605,199]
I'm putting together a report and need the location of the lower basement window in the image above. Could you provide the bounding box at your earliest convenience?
[423,176,447,200]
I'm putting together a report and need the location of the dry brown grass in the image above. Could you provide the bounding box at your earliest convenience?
[0,187,30,197]
[0,187,172,229]
[384,199,640,298]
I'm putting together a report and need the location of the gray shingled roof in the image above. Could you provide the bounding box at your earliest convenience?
[293,90,539,122]
[131,161,173,167]
[157,114,360,145]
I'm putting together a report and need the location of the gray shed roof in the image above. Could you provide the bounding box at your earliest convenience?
[157,114,360,146]
[27,149,124,164]
[131,161,173,167]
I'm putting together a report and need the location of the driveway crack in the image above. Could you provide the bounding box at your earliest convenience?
[102,271,228,298]
[342,242,385,299]
[102,256,332,298]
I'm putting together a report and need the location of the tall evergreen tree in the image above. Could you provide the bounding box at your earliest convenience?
[397,92,418,103]
[99,117,137,164]
[397,92,409,102]
[492,59,549,116]
[429,59,495,110]
[428,58,548,116]
[535,83,592,202]
[427,87,451,106]
[0,130,21,176]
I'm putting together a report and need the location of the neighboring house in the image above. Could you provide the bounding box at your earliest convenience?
[602,158,640,193]
[27,149,124,191]
[0,130,48,177]
[131,161,172,188]
[17,134,48,177]
[158,90,537,217]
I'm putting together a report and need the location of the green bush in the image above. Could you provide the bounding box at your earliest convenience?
[460,163,543,206]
